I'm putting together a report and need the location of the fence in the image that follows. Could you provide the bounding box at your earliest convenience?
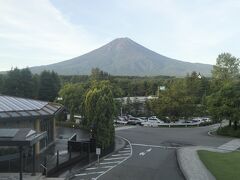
[0,134,115,177]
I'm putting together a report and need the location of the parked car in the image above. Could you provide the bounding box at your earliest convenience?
[191,117,202,123]
[192,117,211,124]
[115,116,128,125]
[139,117,148,122]
[127,117,142,125]
[142,116,164,127]
[201,117,211,123]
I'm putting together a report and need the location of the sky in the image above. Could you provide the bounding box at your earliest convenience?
[0,0,240,71]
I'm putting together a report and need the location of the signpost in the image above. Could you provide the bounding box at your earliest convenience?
[96,148,101,164]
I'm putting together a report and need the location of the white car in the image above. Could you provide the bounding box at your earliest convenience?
[115,116,128,125]
[116,119,128,125]
[142,116,164,127]
[201,117,211,122]
[192,117,211,124]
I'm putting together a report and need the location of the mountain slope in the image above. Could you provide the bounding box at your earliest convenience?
[30,38,213,76]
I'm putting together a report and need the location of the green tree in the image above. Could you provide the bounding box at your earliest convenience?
[0,74,5,93]
[82,81,115,148]
[90,68,111,81]
[38,71,60,101]
[208,80,240,128]
[19,68,35,98]
[59,83,85,121]
[212,53,239,80]
[3,68,22,96]
[2,68,35,98]
[150,79,196,121]
[208,53,240,127]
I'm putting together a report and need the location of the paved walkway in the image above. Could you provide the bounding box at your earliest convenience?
[218,139,240,151]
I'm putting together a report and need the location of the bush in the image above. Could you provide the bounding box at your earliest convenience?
[217,126,240,138]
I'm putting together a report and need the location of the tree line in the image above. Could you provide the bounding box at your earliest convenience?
[0,68,60,102]
[146,53,240,130]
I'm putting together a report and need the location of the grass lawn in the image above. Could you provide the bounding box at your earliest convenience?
[198,150,240,180]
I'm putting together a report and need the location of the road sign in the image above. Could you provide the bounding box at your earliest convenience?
[159,86,166,91]
[96,148,101,165]
[96,148,101,155]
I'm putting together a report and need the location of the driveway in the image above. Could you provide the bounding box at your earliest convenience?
[68,125,232,180]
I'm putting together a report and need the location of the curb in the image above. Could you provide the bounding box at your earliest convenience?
[207,130,214,136]
[175,149,186,180]
[176,148,188,180]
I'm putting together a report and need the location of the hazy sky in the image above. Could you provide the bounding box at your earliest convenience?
[0,0,240,71]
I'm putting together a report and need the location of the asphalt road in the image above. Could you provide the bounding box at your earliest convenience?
[99,125,232,180]
[70,125,233,180]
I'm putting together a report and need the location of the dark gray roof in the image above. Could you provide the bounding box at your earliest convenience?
[0,95,63,120]
[0,128,47,146]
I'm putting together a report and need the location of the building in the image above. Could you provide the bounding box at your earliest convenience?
[116,96,158,104]
[0,95,64,154]
[115,96,158,116]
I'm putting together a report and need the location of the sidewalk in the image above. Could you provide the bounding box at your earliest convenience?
[218,139,240,151]
[177,137,240,180]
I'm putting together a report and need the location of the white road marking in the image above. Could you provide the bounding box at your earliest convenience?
[146,148,152,152]
[86,165,115,171]
[86,167,98,170]
[75,171,104,176]
[112,153,129,157]
[139,148,152,156]
[139,152,145,156]
[132,143,177,149]
[75,173,87,176]
[100,166,115,169]
[118,150,130,153]
[100,161,122,165]
[124,147,131,150]
[94,136,133,179]
[104,157,126,161]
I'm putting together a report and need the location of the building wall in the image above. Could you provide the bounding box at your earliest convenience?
[39,117,54,150]
[0,117,55,154]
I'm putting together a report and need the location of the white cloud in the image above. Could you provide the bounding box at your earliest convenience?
[119,0,240,64]
[1,0,240,69]
[0,0,101,70]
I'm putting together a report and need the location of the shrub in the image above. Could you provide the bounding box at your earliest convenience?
[217,126,240,138]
